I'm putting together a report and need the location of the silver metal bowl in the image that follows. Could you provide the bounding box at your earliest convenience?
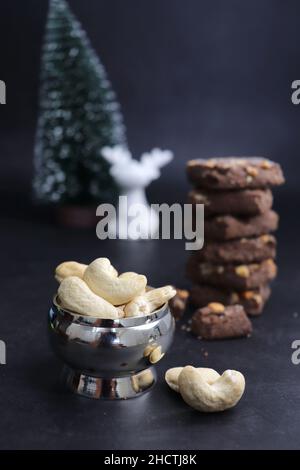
[48,295,175,400]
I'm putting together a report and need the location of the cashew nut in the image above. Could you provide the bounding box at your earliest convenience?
[149,346,165,364]
[143,344,157,357]
[55,261,87,283]
[131,369,155,392]
[165,367,220,393]
[178,366,245,412]
[58,276,121,319]
[83,258,147,305]
[124,286,176,317]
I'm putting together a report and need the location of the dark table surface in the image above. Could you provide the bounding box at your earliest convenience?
[0,194,299,450]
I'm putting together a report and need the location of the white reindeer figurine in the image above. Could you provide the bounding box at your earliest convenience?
[101,146,173,240]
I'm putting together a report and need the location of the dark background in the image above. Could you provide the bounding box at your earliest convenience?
[0,0,300,450]
[1,0,300,199]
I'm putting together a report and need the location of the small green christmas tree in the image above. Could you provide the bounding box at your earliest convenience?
[33,0,126,205]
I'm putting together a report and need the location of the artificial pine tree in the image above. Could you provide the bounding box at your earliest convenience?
[33,0,126,207]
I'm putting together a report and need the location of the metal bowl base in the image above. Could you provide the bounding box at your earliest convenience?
[62,366,157,400]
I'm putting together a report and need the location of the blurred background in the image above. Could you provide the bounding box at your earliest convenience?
[1,0,299,203]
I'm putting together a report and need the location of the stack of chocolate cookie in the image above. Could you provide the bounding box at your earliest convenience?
[186,157,285,316]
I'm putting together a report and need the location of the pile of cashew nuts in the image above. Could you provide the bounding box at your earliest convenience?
[55,258,246,412]
[55,258,176,319]
[165,366,245,412]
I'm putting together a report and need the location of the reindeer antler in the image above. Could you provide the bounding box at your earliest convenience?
[101,145,174,187]
[101,146,132,166]
[141,148,173,169]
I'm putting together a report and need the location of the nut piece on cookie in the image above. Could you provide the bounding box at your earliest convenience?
[207,302,225,313]
[235,265,250,278]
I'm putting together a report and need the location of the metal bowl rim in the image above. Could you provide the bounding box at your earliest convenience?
[52,294,170,328]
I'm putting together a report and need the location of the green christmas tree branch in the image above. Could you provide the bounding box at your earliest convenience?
[33,0,126,205]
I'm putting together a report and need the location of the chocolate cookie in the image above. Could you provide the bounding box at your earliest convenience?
[191,303,253,339]
[191,235,276,264]
[187,157,285,190]
[169,288,189,321]
[186,258,277,290]
[204,210,279,241]
[190,284,271,316]
[188,188,273,217]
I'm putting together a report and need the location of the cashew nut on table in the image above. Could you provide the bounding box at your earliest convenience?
[165,367,220,393]
[54,257,176,319]
[165,365,245,412]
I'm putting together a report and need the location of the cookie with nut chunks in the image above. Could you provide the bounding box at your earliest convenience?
[186,258,277,291]
[188,187,273,217]
[190,284,271,316]
[204,210,278,241]
[191,303,252,339]
[191,235,276,265]
[187,157,285,190]
[169,288,189,320]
